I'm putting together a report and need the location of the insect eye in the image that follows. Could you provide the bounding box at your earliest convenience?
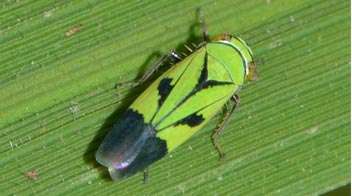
[246,62,258,81]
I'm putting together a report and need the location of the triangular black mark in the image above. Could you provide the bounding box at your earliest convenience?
[194,52,233,92]
[174,113,204,127]
[197,52,209,85]
[154,51,233,127]
[158,78,174,106]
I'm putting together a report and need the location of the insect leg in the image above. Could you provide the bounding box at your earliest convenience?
[197,8,209,42]
[211,94,240,160]
[116,51,182,88]
[143,167,149,183]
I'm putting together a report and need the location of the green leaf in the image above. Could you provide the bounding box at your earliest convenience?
[0,0,349,195]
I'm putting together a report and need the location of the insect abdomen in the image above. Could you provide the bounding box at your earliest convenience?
[95,109,167,180]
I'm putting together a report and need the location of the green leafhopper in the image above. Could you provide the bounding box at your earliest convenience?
[95,15,257,181]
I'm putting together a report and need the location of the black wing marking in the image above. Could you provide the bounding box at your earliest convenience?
[174,113,205,127]
[195,52,233,91]
[96,109,167,179]
[150,55,197,123]
[197,51,209,85]
[158,94,229,131]
[203,80,233,88]
[158,78,174,106]
[155,51,233,128]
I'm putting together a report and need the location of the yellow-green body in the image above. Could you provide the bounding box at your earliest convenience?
[95,35,254,180]
[131,36,253,151]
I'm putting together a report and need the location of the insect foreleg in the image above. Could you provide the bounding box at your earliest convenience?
[116,51,182,88]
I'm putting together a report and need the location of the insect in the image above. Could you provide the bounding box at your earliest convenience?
[95,14,257,181]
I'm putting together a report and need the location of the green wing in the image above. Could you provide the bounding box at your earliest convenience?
[130,45,240,151]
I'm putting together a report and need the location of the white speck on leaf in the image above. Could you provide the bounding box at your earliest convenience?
[269,39,283,49]
[43,10,54,18]
[69,101,80,119]
[177,184,185,194]
[290,16,295,22]
[217,176,223,181]
[60,134,66,144]
[188,145,193,150]
[9,141,13,150]
[305,126,319,134]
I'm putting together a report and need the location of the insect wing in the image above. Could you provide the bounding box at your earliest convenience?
[95,109,167,180]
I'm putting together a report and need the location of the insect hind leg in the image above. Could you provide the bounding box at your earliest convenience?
[143,167,149,184]
[211,94,240,160]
